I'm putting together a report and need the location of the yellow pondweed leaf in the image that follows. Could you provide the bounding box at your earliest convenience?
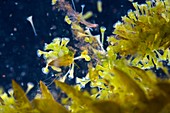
[32,81,69,113]
[55,80,93,106]
[142,95,168,113]
[32,99,69,113]
[128,66,157,87]
[90,100,121,113]
[129,66,155,83]
[55,81,122,113]
[39,81,54,100]
[157,81,170,98]
[111,67,147,102]
[12,80,32,109]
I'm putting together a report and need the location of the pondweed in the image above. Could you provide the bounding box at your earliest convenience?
[0,0,170,113]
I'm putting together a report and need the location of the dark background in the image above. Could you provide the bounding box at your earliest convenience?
[0,0,145,96]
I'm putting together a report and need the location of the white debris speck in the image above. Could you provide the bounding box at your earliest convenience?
[21,82,24,86]
[10,33,14,36]
[14,27,17,31]
[9,14,13,17]
[15,2,18,5]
